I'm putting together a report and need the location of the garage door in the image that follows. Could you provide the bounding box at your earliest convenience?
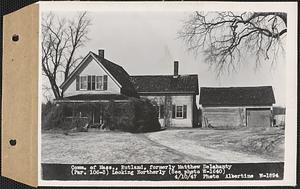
[204,108,241,127]
[247,109,271,127]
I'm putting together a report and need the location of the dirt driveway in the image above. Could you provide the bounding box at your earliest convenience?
[42,127,284,164]
[145,127,284,163]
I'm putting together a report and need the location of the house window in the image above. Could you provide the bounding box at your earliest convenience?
[176,106,183,118]
[156,105,165,119]
[155,105,159,118]
[96,76,103,90]
[95,75,108,90]
[79,76,88,90]
[91,75,96,90]
[172,105,187,119]
[159,105,165,119]
[79,111,88,118]
[87,75,96,90]
[77,75,108,91]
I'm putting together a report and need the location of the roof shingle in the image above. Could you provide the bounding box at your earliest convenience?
[92,53,138,97]
[200,86,275,106]
[130,75,199,94]
[62,94,129,101]
[60,51,199,97]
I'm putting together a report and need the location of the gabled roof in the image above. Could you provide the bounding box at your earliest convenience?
[60,51,137,97]
[200,86,275,106]
[129,75,199,94]
[91,52,137,97]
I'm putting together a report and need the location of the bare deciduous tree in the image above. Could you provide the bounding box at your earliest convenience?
[42,12,91,99]
[179,11,287,76]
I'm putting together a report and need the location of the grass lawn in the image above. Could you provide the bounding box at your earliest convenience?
[41,130,206,164]
[42,126,284,164]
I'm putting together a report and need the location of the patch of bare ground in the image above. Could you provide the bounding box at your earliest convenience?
[146,126,284,162]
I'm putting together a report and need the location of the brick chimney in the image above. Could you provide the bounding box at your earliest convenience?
[98,49,104,58]
[173,61,179,78]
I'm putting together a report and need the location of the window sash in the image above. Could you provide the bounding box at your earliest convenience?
[176,106,183,118]
[155,105,159,118]
[87,75,92,90]
[79,76,88,90]
[79,75,107,91]
[96,76,103,90]
[155,105,165,119]
[91,75,95,90]
[79,111,88,118]
[159,105,164,119]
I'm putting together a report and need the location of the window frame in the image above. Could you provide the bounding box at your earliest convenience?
[91,75,96,90]
[95,75,104,90]
[159,104,164,119]
[156,105,165,119]
[176,105,183,118]
[79,111,89,118]
[155,105,160,119]
[78,75,107,91]
[79,75,88,90]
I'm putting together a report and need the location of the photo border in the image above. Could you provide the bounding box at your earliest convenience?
[37,1,297,187]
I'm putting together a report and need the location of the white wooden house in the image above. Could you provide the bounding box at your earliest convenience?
[58,50,137,124]
[58,50,199,128]
[130,61,199,127]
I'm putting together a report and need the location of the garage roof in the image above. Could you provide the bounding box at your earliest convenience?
[200,86,275,106]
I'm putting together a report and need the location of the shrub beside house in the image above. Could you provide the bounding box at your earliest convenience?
[42,97,161,133]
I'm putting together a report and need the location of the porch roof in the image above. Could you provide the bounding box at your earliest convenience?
[58,94,130,101]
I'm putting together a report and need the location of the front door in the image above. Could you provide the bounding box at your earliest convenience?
[93,111,104,124]
[93,111,100,124]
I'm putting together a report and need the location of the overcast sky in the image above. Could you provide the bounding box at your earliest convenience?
[42,11,286,106]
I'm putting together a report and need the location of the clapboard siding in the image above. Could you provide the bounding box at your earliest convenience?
[171,95,193,127]
[64,58,121,97]
[274,115,285,126]
[141,95,193,127]
[247,109,271,127]
[204,108,241,112]
[202,107,245,127]
[202,106,273,127]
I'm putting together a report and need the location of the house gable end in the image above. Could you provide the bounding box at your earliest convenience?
[61,53,123,97]
[60,52,121,92]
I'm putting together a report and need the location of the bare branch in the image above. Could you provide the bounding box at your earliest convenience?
[179,11,287,76]
[41,11,92,99]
